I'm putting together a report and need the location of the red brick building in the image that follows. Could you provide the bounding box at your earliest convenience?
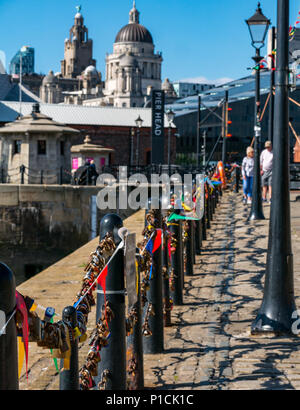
[0,101,177,166]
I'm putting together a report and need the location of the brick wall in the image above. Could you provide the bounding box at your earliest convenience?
[68,124,177,165]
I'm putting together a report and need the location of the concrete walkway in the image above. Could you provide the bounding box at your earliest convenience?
[18,191,300,390]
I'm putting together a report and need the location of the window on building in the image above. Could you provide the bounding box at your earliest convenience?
[13,140,22,154]
[37,140,46,155]
[60,141,65,156]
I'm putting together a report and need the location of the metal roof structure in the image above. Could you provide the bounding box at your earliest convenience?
[166,71,300,117]
[0,100,175,128]
[0,103,79,134]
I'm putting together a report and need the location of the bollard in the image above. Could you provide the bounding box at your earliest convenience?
[202,202,207,241]
[161,219,171,327]
[208,189,213,221]
[40,170,44,185]
[0,263,18,390]
[191,220,196,265]
[95,213,126,390]
[205,188,211,230]
[59,306,79,390]
[195,218,202,255]
[143,200,164,354]
[127,251,144,390]
[169,209,184,305]
[185,221,194,276]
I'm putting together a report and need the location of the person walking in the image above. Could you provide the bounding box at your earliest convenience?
[242,146,254,205]
[260,141,273,203]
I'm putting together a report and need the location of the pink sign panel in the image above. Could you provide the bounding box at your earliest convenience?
[86,157,94,163]
[72,157,79,170]
[100,157,106,167]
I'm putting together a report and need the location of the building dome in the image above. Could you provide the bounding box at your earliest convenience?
[115,2,153,44]
[115,23,153,44]
[42,70,58,85]
[84,65,98,76]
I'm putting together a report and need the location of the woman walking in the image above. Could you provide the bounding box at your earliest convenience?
[242,147,254,205]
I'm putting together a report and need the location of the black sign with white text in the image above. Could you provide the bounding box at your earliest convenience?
[151,90,165,164]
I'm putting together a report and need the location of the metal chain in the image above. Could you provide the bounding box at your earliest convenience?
[79,302,114,390]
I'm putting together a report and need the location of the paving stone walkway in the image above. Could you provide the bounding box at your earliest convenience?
[143,191,300,390]
[18,190,300,390]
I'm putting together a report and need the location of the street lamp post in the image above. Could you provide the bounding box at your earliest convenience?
[268,26,276,144]
[202,130,207,168]
[246,2,270,221]
[196,96,201,170]
[251,0,297,335]
[135,115,143,168]
[130,127,135,169]
[222,90,229,166]
[166,109,175,172]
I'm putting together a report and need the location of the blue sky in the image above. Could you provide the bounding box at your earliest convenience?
[0,0,299,84]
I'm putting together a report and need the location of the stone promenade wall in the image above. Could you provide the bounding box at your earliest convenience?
[0,184,134,284]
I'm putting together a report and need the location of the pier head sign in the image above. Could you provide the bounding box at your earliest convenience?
[151,90,165,164]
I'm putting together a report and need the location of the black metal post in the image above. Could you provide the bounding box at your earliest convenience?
[0,263,18,390]
[185,221,194,276]
[202,199,207,241]
[130,128,134,167]
[269,26,276,145]
[162,225,171,327]
[20,165,25,185]
[127,252,144,390]
[168,126,171,168]
[143,202,164,354]
[96,214,126,389]
[202,130,207,168]
[197,96,201,169]
[252,0,297,335]
[206,187,211,230]
[40,170,44,185]
[59,306,79,390]
[169,210,184,305]
[222,91,229,166]
[249,49,265,221]
[136,128,140,167]
[195,218,202,255]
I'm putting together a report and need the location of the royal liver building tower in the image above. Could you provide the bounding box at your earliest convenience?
[103,1,163,107]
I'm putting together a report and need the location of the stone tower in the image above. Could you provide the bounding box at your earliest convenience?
[61,6,96,78]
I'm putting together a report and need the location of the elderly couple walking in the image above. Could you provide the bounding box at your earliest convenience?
[242,141,273,205]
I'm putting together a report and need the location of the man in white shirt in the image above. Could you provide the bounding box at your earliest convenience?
[260,141,273,203]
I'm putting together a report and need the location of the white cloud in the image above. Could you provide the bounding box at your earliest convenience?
[178,76,234,86]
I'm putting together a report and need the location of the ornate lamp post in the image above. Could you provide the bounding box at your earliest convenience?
[135,115,143,167]
[166,109,175,169]
[251,0,297,335]
[246,2,270,221]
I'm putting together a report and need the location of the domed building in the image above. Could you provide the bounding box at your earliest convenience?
[40,70,61,104]
[103,1,163,107]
